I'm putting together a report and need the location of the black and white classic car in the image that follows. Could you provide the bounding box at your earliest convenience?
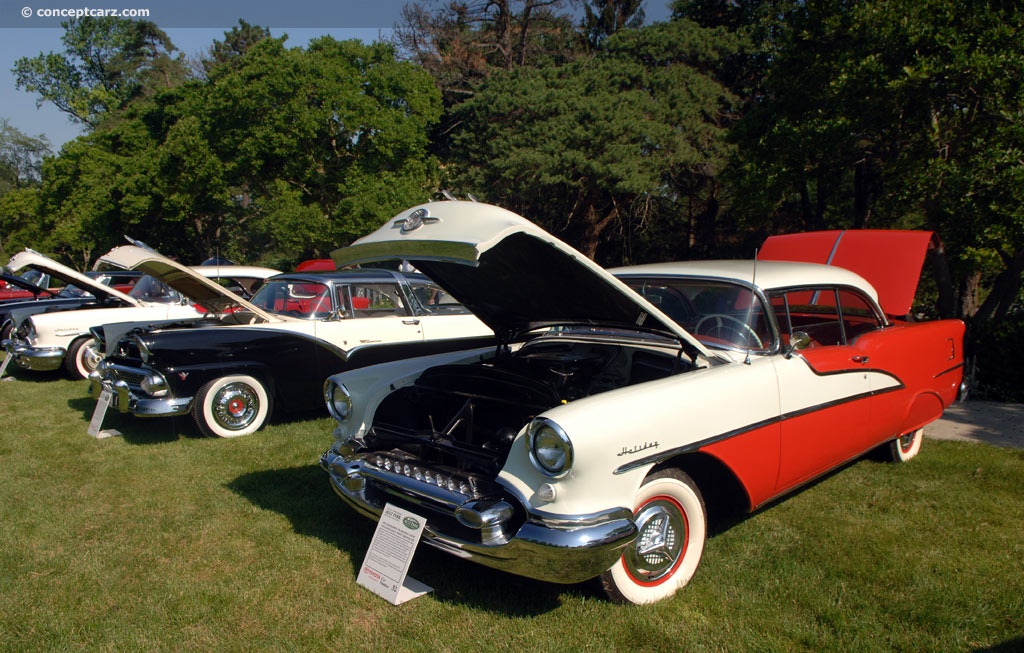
[89,248,492,437]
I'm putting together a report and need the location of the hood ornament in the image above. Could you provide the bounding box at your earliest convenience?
[397,208,439,233]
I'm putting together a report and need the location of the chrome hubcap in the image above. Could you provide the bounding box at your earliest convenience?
[82,344,102,372]
[899,432,916,453]
[212,383,259,430]
[624,497,687,583]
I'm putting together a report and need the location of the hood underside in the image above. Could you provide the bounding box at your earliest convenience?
[332,202,709,359]
[98,245,274,320]
[6,249,138,304]
[758,229,938,316]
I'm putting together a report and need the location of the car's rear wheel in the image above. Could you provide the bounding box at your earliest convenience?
[599,468,706,604]
[193,374,272,438]
[888,428,924,462]
[65,336,102,380]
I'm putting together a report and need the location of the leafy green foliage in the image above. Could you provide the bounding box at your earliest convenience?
[12,17,186,128]
[450,19,738,263]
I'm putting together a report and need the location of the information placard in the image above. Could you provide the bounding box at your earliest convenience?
[356,503,432,604]
[87,387,112,438]
[0,352,11,379]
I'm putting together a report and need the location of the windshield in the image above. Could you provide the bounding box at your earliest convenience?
[621,277,772,352]
[128,275,185,304]
[19,270,49,287]
[57,284,93,298]
[250,280,335,319]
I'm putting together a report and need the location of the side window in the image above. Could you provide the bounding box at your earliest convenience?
[348,284,407,317]
[772,287,881,347]
[837,289,882,341]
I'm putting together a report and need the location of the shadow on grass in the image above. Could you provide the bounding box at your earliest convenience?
[227,464,591,613]
[0,366,64,383]
[975,638,1024,652]
[66,394,195,444]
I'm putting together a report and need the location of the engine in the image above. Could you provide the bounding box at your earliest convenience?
[364,337,690,476]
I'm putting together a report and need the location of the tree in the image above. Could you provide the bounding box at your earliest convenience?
[394,0,579,104]
[581,0,645,50]
[0,120,51,195]
[450,19,738,263]
[726,0,1024,322]
[12,17,186,129]
[197,20,272,78]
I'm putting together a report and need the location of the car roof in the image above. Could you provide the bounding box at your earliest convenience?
[264,269,406,284]
[609,260,879,301]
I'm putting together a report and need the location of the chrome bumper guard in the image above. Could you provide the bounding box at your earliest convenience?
[89,367,192,417]
[2,342,65,371]
[320,447,638,584]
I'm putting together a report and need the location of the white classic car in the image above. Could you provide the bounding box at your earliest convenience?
[2,246,280,380]
[319,201,965,604]
[86,246,492,437]
[0,248,143,342]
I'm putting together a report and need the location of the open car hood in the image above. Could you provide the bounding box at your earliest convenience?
[97,245,275,320]
[758,229,939,316]
[6,249,139,305]
[332,201,710,358]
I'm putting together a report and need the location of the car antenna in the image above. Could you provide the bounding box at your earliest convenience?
[744,249,758,365]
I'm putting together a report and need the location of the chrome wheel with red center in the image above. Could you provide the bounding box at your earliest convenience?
[193,374,272,438]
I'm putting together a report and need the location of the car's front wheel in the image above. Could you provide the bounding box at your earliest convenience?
[65,336,102,380]
[192,374,272,438]
[599,468,707,604]
[887,428,924,462]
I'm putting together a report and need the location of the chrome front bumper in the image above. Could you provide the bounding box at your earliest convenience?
[320,447,638,584]
[1,341,65,371]
[89,373,193,417]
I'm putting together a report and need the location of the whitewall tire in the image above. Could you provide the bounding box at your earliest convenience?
[888,428,924,462]
[192,375,272,438]
[600,468,707,604]
[65,336,102,380]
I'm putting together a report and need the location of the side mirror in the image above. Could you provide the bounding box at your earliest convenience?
[784,331,811,358]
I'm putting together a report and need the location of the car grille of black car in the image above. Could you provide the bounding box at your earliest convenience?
[101,363,148,388]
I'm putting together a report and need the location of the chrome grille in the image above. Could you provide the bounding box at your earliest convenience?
[102,363,148,388]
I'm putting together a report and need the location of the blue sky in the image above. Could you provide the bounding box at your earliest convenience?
[1,0,672,151]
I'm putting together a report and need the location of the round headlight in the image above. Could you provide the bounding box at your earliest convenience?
[527,418,573,477]
[324,380,353,422]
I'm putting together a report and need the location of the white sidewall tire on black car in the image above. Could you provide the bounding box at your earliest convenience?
[65,336,102,380]
[600,468,707,604]
[193,374,271,438]
[889,428,924,462]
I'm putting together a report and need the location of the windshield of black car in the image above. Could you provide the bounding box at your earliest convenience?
[621,277,772,352]
[128,275,184,304]
[249,280,336,319]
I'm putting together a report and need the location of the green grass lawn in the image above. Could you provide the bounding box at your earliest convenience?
[1,367,1022,652]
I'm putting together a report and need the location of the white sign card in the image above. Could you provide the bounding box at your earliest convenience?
[357,502,432,604]
[0,352,11,379]
[87,387,113,438]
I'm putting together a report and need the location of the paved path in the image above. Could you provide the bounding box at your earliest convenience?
[928,400,1024,449]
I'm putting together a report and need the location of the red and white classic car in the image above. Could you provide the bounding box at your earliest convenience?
[319,201,965,604]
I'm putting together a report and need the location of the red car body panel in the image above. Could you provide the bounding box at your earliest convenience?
[759,229,938,317]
